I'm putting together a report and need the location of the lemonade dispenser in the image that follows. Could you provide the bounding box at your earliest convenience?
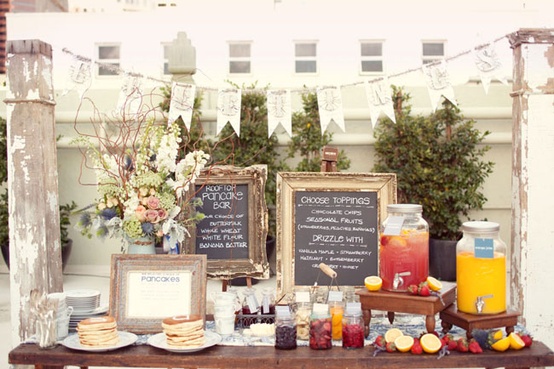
[456,221,506,314]
[379,204,429,291]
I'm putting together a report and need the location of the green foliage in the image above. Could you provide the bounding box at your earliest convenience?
[211,82,288,236]
[287,91,350,172]
[372,86,494,240]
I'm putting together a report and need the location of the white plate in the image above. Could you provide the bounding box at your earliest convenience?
[65,289,101,299]
[62,331,138,352]
[147,331,221,353]
[70,305,109,317]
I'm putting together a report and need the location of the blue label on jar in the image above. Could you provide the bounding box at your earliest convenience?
[474,238,494,258]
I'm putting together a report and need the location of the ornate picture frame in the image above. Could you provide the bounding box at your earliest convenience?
[109,254,207,334]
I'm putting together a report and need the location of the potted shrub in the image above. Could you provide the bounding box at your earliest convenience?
[372,86,494,281]
[287,90,351,172]
[0,116,78,270]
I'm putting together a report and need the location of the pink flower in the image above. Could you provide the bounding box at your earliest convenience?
[135,205,147,222]
[146,196,161,209]
[144,209,161,223]
[157,209,168,221]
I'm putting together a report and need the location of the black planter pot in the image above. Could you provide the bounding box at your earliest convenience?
[429,238,457,282]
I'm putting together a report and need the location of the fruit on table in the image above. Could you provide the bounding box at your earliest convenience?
[508,332,526,350]
[519,333,533,347]
[394,335,415,352]
[491,336,511,352]
[384,328,403,343]
[426,276,442,291]
[410,338,423,354]
[420,333,442,354]
[364,276,383,291]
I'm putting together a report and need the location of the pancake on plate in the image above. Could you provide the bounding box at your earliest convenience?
[162,315,205,348]
[77,315,119,347]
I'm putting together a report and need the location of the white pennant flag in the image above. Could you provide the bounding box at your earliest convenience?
[216,88,242,136]
[422,60,457,112]
[168,82,196,129]
[116,73,142,117]
[365,78,396,128]
[474,43,508,94]
[316,86,345,134]
[62,57,92,99]
[267,89,292,137]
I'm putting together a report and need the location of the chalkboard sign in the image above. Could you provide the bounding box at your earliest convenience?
[184,165,269,280]
[276,172,397,297]
[294,190,378,286]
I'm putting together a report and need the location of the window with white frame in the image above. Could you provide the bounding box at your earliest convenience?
[295,42,317,74]
[96,44,121,76]
[360,41,383,74]
[229,42,251,74]
[422,41,445,64]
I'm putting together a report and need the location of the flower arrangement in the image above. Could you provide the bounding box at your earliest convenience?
[73,119,210,253]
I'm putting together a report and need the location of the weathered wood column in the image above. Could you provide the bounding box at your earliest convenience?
[4,40,62,347]
[167,32,196,83]
[508,29,554,349]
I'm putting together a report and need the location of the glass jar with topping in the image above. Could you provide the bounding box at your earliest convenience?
[309,303,332,350]
[379,204,429,292]
[342,302,365,349]
[275,307,297,350]
[456,221,506,314]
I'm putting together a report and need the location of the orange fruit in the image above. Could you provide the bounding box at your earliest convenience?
[364,276,383,292]
[384,328,403,343]
[420,333,442,354]
[394,335,414,352]
[426,276,442,291]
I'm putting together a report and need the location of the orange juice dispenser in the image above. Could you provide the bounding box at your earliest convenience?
[456,221,506,314]
[379,204,429,292]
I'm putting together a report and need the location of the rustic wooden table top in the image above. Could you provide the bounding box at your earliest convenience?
[9,340,554,369]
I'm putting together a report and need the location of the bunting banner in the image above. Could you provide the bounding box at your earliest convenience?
[474,43,508,94]
[365,78,396,127]
[168,82,196,129]
[116,73,143,117]
[62,57,92,99]
[316,86,345,133]
[267,89,292,137]
[216,88,242,136]
[422,60,457,112]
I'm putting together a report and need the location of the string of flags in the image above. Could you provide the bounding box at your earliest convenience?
[61,32,511,137]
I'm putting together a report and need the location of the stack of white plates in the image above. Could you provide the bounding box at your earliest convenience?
[65,289,107,332]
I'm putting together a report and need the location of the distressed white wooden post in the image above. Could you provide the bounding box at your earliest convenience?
[167,32,196,83]
[508,29,554,349]
[4,39,62,347]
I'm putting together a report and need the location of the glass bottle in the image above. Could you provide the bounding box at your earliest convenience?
[260,287,276,315]
[342,303,365,349]
[456,221,506,314]
[379,204,429,292]
[241,287,259,327]
[309,303,332,350]
[275,308,297,350]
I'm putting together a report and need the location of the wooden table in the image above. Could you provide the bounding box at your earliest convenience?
[9,341,554,369]
[356,281,457,334]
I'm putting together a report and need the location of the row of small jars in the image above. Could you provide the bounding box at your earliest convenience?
[275,301,365,350]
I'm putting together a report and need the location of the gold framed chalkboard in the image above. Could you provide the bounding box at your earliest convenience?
[184,165,269,280]
[275,172,397,298]
[109,254,207,334]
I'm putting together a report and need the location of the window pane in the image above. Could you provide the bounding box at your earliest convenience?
[98,46,119,59]
[295,60,316,73]
[361,43,382,57]
[229,44,251,57]
[98,63,119,76]
[295,43,316,57]
[163,44,171,58]
[361,60,383,72]
[422,43,444,56]
[230,61,251,74]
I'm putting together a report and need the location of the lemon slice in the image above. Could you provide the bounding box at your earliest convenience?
[384,328,403,343]
[394,335,414,352]
[426,276,442,291]
[420,333,442,354]
[492,329,504,341]
[508,332,525,350]
[491,336,511,352]
[364,276,383,292]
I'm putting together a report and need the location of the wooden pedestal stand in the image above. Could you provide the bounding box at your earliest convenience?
[440,304,521,339]
[356,281,456,336]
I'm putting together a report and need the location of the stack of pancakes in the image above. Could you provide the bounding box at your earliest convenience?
[77,316,119,347]
[162,315,205,348]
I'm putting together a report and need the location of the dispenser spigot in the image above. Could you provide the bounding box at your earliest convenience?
[475,294,494,314]
[393,271,411,290]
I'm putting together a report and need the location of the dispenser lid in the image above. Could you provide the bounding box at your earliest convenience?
[462,221,500,232]
[387,204,422,213]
